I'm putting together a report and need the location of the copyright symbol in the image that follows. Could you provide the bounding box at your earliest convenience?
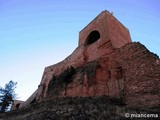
[125,113,130,118]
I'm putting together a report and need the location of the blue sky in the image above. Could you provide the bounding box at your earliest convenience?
[0,0,160,101]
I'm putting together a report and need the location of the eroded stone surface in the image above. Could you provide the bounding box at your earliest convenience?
[20,10,159,108]
[35,10,131,102]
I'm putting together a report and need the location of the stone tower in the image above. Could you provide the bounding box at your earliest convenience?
[79,10,131,48]
[18,10,159,109]
[35,10,131,101]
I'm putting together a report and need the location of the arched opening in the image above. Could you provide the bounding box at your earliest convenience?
[85,30,100,45]
[16,103,20,109]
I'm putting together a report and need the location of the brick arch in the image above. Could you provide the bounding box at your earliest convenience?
[85,30,100,45]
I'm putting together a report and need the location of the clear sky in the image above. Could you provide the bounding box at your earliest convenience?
[0,0,160,101]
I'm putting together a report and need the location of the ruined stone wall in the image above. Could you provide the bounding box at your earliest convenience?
[36,10,131,101]
[36,40,116,100]
[10,100,24,111]
[43,42,160,107]
[115,42,160,107]
[36,46,89,100]
[34,10,160,108]
[19,90,37,108]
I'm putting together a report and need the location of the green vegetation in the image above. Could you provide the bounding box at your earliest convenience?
[0,80,17,113]
[47,61,99,96]
[47,66,76,96]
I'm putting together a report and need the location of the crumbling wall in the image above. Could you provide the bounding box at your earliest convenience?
[36,10,132,102]
[19,90,37,108]
[44,42,160,107]
[34,11,159,107]
[116,42,160,107]
[10,100,24,110]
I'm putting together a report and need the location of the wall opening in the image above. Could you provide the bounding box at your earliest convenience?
[85,30,100,45]
[16,103,20,109]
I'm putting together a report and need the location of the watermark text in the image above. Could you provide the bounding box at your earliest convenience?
[125,113,159,118]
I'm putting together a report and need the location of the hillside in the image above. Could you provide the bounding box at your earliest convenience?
[0,96,159,120]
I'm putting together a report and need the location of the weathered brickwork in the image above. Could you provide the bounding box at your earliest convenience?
[110,42,160,107]
[18,10,159,109]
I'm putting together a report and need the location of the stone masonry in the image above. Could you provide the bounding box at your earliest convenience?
[35,10,131,100]
[17,10,159,109]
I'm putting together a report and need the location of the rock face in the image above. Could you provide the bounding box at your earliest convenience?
[19,10,159,108]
